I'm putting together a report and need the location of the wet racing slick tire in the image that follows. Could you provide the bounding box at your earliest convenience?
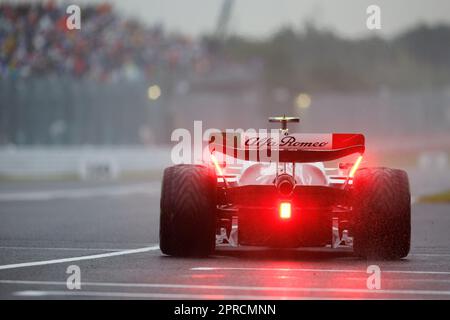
[352,167,411,260]
[160,164,217,257]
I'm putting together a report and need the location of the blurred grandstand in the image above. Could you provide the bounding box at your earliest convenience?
[0,1,449,177]
[0,2,211,81]
[0,1,218,145]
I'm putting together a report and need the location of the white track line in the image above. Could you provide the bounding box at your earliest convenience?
[0,245,159,271]
[2,246,446,257]
[0,183,160,202]
[410,253,450,257]
[0,246,128,252]
[13,290,336,300]
[5,280,450,297]
[345,277,450,283]
[191,267,450,275]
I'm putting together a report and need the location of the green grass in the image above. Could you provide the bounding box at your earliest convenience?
[419,190,450,203]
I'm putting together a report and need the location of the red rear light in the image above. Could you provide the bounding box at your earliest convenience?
[279,202,291,219]
[210,153,224,176]
[349,155,363,178]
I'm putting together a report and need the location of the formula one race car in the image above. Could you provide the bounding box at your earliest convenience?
[160,117,411,260]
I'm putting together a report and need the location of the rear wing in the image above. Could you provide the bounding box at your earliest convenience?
[209,133,365,163]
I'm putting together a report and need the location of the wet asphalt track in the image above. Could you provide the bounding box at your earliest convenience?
[0,169,449,300]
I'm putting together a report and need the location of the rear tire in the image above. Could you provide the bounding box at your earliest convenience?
[160,164,217,257]
[352,167,411,260]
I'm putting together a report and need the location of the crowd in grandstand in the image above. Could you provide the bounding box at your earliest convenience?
[0,1,210,82]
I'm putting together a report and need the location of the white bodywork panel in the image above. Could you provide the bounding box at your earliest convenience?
[237,162,328,186]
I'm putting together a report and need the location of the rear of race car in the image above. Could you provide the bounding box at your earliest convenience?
[211,130,365,249]
[159,117,411,260]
